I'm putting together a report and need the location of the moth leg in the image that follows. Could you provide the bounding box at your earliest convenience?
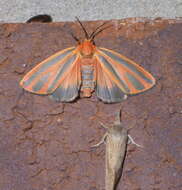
[99,121,109,129]
[128,135,143,148]
[91,133,108,148]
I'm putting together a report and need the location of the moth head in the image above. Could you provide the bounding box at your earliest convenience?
[114,109,122,126]
[79,39,95,57]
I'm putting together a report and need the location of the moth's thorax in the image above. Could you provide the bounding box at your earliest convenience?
[78,40,96,58]
[109,125,127,136]
[78,40,96,97]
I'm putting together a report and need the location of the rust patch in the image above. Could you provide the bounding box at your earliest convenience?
[0,18,181,190]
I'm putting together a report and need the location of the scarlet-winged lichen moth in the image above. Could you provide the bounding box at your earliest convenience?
[20,17,155,103]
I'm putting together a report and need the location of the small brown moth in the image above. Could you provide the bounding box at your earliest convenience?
[92,110,141,190]
[26,14,52,23]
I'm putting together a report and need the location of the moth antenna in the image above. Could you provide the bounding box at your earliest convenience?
[91,25,112,41]
[89,21,109,39]
[75,16,89,39]
[69,31,80,43]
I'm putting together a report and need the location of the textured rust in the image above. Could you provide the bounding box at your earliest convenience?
[0,19,182,190]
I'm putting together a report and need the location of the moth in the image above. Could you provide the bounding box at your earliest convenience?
[26,14,52,23]
[92,110,141,190]
[20,17,155,103]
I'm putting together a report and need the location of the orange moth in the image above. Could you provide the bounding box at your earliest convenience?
[20,17,155,103]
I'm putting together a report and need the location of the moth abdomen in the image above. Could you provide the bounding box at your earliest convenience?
[80,64,95,97]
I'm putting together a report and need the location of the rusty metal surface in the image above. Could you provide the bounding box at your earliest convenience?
[0,19,182,190]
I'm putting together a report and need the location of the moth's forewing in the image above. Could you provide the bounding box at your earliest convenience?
[97,48,155,95]
[20,47,80,95]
